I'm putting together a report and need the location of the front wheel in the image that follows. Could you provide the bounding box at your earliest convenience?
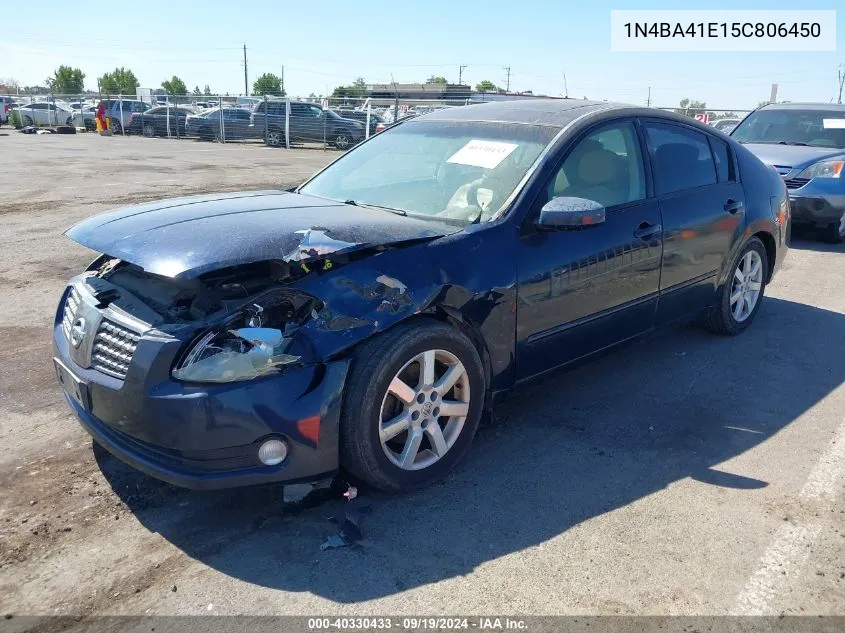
[142,123,156,137]
[23,115,33,127]
[340,321,485,493]
[702,237,768,335]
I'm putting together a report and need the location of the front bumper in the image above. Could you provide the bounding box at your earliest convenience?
[53,288,349,490]
[788,192,845,228]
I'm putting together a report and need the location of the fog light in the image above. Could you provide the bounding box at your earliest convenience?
[258,439,288,466]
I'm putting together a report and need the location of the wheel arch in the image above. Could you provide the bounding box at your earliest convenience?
[753,230,777,283]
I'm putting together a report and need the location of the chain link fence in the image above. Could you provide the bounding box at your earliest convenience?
[1,92,757,146]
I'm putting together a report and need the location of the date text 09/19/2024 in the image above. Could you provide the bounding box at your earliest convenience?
[307,617,528,630]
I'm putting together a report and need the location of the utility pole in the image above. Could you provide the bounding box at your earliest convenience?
[562,72,568,98]
[458,65,467,86]
[281,66,285,95]
[838,65,845,104]
[243,44,248,95]
[646,86,651,107]
[504,66,511,93]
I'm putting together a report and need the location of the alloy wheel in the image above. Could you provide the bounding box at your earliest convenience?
[266,130,282,147]
[730,250,763,323]
[378,349,470,471]
[335,133,351,150]
[839,212,845,239]
[142,124,155,137]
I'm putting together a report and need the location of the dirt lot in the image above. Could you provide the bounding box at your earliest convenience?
[0,132,843,619]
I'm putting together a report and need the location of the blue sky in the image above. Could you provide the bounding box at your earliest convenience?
[1,0,842,109]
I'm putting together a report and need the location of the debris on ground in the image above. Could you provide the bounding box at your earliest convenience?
[320,484,371,551]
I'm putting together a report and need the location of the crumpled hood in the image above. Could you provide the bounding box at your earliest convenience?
[742,143,845,170]
[65,190,459,279]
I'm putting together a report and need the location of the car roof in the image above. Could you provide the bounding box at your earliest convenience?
[761,102,845,111]
[419,98,629,128]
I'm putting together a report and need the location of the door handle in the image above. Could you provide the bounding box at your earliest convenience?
[634,222,662,240]
[724,199,743,214]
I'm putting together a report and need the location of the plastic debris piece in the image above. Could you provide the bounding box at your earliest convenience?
[376,275,407,294]
[284,228,359,263]
[283,483,315,504]
[320,533,351,550]
[343,485,358,501]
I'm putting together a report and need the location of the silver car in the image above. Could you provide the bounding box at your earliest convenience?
[13,102,75,126]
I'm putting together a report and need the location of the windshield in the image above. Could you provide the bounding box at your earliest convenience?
[731,109,845,148]
[299,121,557,223]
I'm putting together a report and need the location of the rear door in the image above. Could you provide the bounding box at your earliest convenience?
[641,119,744,323]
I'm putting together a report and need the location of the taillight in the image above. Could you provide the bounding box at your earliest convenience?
[130,113,138,121]
[375,123,385,133]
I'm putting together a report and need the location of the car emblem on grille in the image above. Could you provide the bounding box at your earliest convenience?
[70,317,87,349]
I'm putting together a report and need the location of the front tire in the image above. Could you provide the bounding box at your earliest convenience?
[340,321,485,493]
[702,237,768,335]
[265,128,285,147]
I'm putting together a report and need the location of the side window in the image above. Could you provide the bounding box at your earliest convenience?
[709,136,734,182]
[543,121,646,210]
[645,122,717,193]
[307,105,324,118]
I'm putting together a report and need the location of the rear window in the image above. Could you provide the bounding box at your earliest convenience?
[645,122,718,194]
[731,108,845,149]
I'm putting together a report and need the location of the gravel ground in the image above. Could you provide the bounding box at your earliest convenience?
[0,131,842,620]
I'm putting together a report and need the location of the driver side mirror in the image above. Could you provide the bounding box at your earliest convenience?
[536,196,606,230]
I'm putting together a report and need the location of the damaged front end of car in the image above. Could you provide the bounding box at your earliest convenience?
[54,224,443,489]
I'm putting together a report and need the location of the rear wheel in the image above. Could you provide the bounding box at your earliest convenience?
[265,128,285,147]
[821,212,845,244]
[142,123,156,137]
[340,321,485,493]
[333,130,352,150]
[23,115,33,126]
[702,237,768,335]
[109,118,122,135]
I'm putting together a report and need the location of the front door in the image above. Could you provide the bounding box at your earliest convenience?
[640,120,745,323]
[516,119,663,380]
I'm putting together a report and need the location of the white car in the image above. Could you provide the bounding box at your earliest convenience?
[711,118,741,133]
[14,102,75,126]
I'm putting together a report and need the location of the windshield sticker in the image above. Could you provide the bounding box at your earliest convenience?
[822,119,845,129]
[447,140,519,169]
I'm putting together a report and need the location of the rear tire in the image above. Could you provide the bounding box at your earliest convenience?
[109,118,122,135]
[340,320,485,493]
[23,115,33,126]
[265,128,285,147]
[333,130,352,150]
[702,237,768,336]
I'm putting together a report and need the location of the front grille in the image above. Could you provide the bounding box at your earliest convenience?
[62,287,81,340]
[785,178,810,189]
[92,319,141,379]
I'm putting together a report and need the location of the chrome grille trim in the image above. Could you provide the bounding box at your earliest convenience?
[61,288,81,340]
[785,178,810,190]
[92,318,141,379]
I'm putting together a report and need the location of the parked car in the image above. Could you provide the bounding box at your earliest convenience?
[53,99,788,494]
[72,105,98,131]
[711,118,741,133]
[375,113,419,133]
[125,106,193,137]
[235,96,262,110]
[333,108,384,137]
[250,99,365,149]
[99,99,152,134]
[13,101,75,126]
[185,107,259,141]
[731,102,845,243]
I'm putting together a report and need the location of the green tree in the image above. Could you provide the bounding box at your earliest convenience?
[426,75,448,84]
[161,76,188,95]
[204,85,212,96]
[253,73,285,96]
[676,98,707,118]
[332,77,367,99]
[475,79,497,93]
[50,66,85,94]
[192,85,202,96]
[99,67,139,95]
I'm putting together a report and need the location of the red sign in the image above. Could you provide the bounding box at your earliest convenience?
[694,113,709,124]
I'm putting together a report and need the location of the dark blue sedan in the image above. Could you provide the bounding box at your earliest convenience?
[53,99,789,493]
